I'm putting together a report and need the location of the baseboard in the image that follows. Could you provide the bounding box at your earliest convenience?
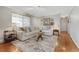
[71,37,79,48]
[68,33,79,48]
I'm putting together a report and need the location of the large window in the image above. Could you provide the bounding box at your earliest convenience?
[12,13,30,27]
[22,16,30,27]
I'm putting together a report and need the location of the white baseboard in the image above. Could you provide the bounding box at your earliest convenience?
[69,33,79,48]
[71,38,79,48]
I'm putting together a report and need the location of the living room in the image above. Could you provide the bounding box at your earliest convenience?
[0,6,79,52]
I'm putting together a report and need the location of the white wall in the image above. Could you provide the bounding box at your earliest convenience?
[53,14,60,27]
[0,6,12,43]
[0,6,12,29]
[68,7,79,48]
[31,14,60,29]
[31,17,42,29]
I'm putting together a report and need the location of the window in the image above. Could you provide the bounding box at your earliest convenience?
[12,13,30,27]
[23,16,30,27]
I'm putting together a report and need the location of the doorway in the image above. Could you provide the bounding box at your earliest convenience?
[60,16,68,32]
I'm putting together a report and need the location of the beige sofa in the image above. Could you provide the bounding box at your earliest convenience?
[17,27,40,41]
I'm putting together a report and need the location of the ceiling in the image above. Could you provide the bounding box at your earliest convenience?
[7,6,74,17]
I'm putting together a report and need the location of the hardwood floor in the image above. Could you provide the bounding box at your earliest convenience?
[0,32,79,52]
[55,32,79,52]
[0,43,20,52]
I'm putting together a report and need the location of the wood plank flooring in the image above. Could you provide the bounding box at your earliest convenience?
[0,43,20,52]
[55,32,79,52]
[0,32,79,52]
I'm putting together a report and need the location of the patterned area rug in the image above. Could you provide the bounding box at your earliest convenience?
[11,35,57,52]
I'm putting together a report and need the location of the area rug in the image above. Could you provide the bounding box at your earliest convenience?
[11,36,57,52]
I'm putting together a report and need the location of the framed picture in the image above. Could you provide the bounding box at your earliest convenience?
[42,18,50,25]
[41,17,54,26]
